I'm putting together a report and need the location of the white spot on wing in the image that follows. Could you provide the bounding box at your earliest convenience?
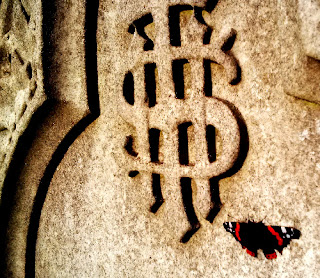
[281,227,287,233]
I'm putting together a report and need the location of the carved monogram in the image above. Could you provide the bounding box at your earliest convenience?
[118,1,248,242]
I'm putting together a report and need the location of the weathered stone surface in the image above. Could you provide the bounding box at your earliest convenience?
[1,0,320,277]
[0,0,45,191]
[0,0,92,277]
[298,0,320,61]
[282,0,320,104]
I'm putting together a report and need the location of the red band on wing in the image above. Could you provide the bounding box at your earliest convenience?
[235,223,241,241]
[265,252,277,260]
[246,249,256,257]
[267,226,283,246]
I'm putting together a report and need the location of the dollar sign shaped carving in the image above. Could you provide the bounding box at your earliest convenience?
[117,1,248,243]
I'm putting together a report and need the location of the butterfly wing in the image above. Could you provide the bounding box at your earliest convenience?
[223,222,241,241]
[270,226,301,253]
[224,222,301,260]
[223,222,257,257]
[260,225,301,259]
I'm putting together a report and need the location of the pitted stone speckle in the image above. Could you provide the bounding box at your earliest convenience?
[1,0,320,277]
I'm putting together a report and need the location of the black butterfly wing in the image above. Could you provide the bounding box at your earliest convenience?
[269,226,301,254]
[224,222,301,260]
[257,226,279,259]
[223,222,258,257]
[259,225,301,259]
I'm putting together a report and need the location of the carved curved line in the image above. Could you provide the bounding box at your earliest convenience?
[206,97,249,223]
[128,13,154,51]
[25,113,99,277]
[213,97,249,179]
[25,0,100,277]
[0,100,49,277]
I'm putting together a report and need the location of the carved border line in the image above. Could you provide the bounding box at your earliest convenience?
[0,0,100,277]
[0,0,46,194]
[24,1,101,276]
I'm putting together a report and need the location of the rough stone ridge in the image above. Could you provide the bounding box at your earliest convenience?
[0,0,45,194]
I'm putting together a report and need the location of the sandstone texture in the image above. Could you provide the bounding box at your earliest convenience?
[0,0,320,277]
[0,0,45,191]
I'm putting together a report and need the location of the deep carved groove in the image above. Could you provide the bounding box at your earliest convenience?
[119,0,247,244]
[19,0,30,23]
[128,13,154,51]
[215,98,249,178]
[14,50,24,65]
[30,82,37,97]
[205,0,219,12]
[178,122,192,165]
[26,63,32,79]
[144,63,157,107]
[25,112,99,278]
[221,33,236,52]
[204,59,212,96]
[172,59,188,99]
[23,1,101,277]
[180,177,200,243]
[169,4,215,46]
[125,135,138,157]
[129,170,139,177]
[220,30,241,85]
[206,177,222,223]
[0,101,51,278]
[123,71,134,105]
[150,173,164,213]
[149,128,160,162]
[206,124,216,163]
[169,5,193,46]
[193,7,213,44]
[230,64,241,85]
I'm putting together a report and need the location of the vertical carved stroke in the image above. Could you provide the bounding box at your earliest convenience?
[180,177,200,243]
[150,173,164,213]
[169,5,193,46]
[24,1,100,277]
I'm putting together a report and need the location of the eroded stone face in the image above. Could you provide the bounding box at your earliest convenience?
[0,0,45,189]
[298,0,320,60]
[281,0,320,104]
[1,0,320,277]
[35,0,319,277]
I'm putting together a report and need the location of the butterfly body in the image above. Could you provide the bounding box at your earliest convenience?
[223,221,300,259]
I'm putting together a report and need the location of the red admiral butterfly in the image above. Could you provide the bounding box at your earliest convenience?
[223,221,301,259]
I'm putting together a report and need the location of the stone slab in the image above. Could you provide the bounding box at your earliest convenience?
[1,0,320,277]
